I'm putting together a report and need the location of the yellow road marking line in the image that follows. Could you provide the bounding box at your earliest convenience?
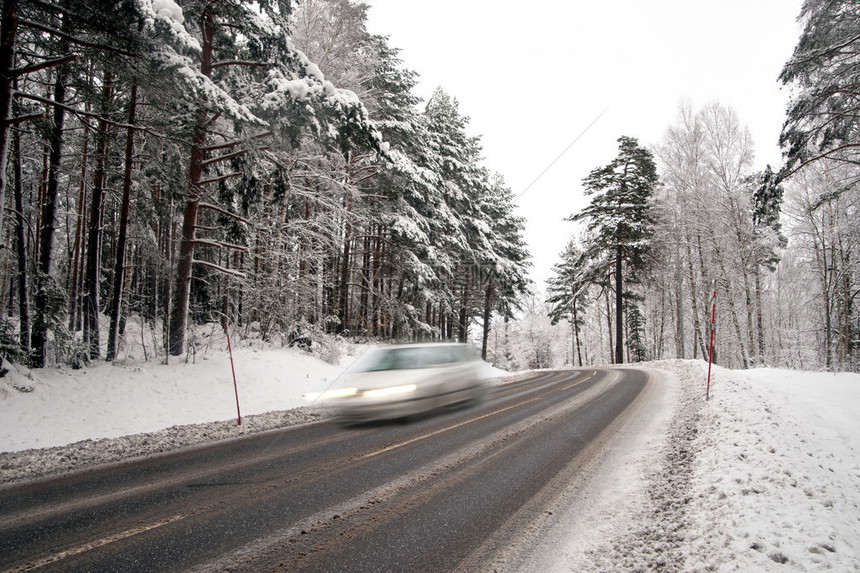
[5,515,186,573]
[359,371,595,460]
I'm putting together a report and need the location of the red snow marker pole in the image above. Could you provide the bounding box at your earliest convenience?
[225,323,242,425]
[706,283,717,401]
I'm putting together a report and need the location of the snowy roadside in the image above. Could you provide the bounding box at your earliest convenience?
[0,344,345,484]
[681,363,859,571]
[577,360,859,572]
[0,406,324,485]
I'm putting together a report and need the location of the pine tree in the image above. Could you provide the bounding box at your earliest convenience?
[779,0,858,371]
[473,173,530,359]
[625,296,646,362]
[0,0,534,369]
[425,88,499,342]
[749,165,788,363]
[546,238,595,366]
[780,0,860,183]
[570,136,658,364]
[159,0,382,355]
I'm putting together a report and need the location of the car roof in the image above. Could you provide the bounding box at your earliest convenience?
[375,342,466,351]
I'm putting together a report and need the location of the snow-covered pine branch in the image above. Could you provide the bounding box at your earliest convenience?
[197,203,249,224]
[191,259,247,279]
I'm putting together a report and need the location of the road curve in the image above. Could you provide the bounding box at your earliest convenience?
[0,368,653,572]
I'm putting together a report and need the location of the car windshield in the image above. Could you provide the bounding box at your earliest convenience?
[354,346,467,372]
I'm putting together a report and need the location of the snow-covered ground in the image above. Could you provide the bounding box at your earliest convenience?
[0,343,349,454]
[1,343,857,571]
[562,360,860,572]
[679,362,859,571]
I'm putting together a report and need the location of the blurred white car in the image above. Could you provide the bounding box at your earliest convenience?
[313,343,485,424]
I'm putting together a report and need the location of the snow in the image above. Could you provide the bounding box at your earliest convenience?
[0,337,363,483]
[0,346,341,453]
[551,361,860,572]
[137,0,199,51]
[1,346,857,571]
[151,0,184,24]
[679,364,860,571]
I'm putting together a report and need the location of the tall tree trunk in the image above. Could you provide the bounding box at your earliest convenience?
[815,214,833,369]
[107,83,137,361]
[673,217,685,359]
[338,224,352,334]
[742,266,757,365]
[12,103,28,352]
[605,281,613,363]
[168,118,204,355]
[481,280,493,360]
[839,240,854,368]
[30,58,67,368]
[754,264,765,363]
[0,0,17,242]
[68,122,88,332]
[83,70,113,360]
[373,230,383,336]
[118,244,135,338]
[34,124,48,264]
[686,239,706,359]
[573,298,583,367]
[360,234,370,335]
[713,240,749,369]
[161,194,175,358]
[458,274,469,343]
[169,12,214,356]
[835,225,852,368]
[614,244,623,364]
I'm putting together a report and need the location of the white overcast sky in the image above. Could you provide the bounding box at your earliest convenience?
[364,0,805,290]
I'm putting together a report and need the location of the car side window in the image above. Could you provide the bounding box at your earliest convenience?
[430,346,459,366]
[356,345,471,371]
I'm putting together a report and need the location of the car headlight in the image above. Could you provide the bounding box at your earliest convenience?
[362,384,417,399]
[305,387,358,401]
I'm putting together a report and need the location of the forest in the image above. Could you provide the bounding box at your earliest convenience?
[0,0,856,374]
[544,0,859,372]
[0,0,530,370]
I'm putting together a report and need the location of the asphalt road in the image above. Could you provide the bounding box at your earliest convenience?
[0,368,650,572]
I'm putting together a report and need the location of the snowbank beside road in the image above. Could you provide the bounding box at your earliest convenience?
[0,346,346,453]
[576,360,859,572]
[0,345,348,483]
[682,364,859,571]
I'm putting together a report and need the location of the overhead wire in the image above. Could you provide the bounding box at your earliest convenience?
[515,105,612,201]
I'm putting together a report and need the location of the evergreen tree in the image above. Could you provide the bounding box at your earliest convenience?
[625,296,646,362]
[546,239,594,366]
[779,0,858,370]
[779,0,860,184]
[749,165,788,364]
[13,0,148,366]
[473,173,530,359]
[570,136,658,363]
[158,0,382,355]
[0,0,532,369]
[752,165,788,270]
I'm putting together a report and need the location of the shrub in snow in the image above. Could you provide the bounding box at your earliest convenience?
[0,320,27,373]
[316,336,346,365]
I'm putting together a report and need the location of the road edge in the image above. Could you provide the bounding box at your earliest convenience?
[460,366,684,571]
